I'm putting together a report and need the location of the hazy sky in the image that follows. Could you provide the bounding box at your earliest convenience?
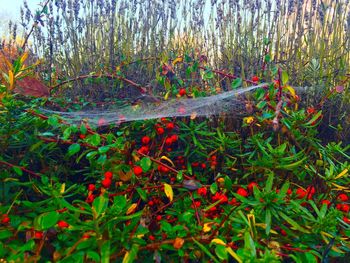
[0,0,40,18]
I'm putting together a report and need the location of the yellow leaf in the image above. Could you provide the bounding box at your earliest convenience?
[20,52,29,64]
[243,116,254,124]
[164,183,173,202]
[331,183,349,190]
[334,169,348,180]
[172,57,183,65]
[160,156,175,167]
[173,237,185,249]
[122,252,130,263]
[211,238,226,246]
[203,222,214,233]
[227,247,243,263]
[60,183,66,194]
[126,203,137,215]
[190,112,197,120]
[285,85,296,98]
[8,70,14,90]
[164,91,171,100]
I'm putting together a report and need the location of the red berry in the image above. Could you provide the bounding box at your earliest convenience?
[229,198,239,206]
[287,189,292,195]
[179,88,187,97]
[1,217,10,224]
[149,235,155,241]
[237,188,248,197]
[343,217,350,224]
[280,229,287,236]
[133,166,143,176]
[165,137,173,145]
[82,234,90,239]
[104,171,113,179]
[57,220,69,229]
[101,178,112,188]
[86,194,95,204]
[138,146,149,154]
[156,215,162,221]
[251,76,259,83]
[337,194,349,202]
[170,134,178,143]
[158,165,169,173]
[166,122,175,130]
[201,163,206,169]
[156,127,164,135]
[306,186,315,200]
[34,231,44,239]
[148,200,154,206]
[342,204,350,213]
[197,187,207,196]
[321,199,331,207]
[247,182,258,192]
[191,201,201,208]
[57,208,67,213]
[79,134,86,139]
[88,184,95,191]
[141,136,151,145]
[296,188,306,199]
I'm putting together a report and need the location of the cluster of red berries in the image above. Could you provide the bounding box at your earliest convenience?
[192,162,207,169]
[86,183,96,204]
[158,164,170,173]
[295,186,316,200]
[209,155,218,169]
[102,171,113,188]
[138,136,151,154]
[336,193,349,213]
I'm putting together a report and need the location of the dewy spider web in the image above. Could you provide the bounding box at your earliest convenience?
[39,83,271,126]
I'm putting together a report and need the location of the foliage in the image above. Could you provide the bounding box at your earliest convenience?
[1,0,350,262]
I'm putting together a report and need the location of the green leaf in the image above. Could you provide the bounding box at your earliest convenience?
[244,232,256,257]
[265,209,271,235]
[305,110,323,126]
[279,212,310,233]
[48,116,58,126]
[282,71,289,85]
[215,245,228,261]
[101,240,110,263]
[265,173,274,192]
[210,183,218,194]
[136,187,147,201]
[204,70,214,80]
[0,230,12,240]
[89,134,101,147]
[68,143,81,157]
[231,78,242,89]
[140,157,152,172]
[224,176,232,190]
[264,54,271,63]
[86,251,100,262]
[123,244,139,263]
[92,195,108,218]
[113,196,127,213]
[176,171,183,182]
[34,211,59,230]
[192,238,220,263]
[12,166,23,176]
[98,146,110,154]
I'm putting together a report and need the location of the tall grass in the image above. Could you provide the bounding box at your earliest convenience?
[6,0,350,89]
